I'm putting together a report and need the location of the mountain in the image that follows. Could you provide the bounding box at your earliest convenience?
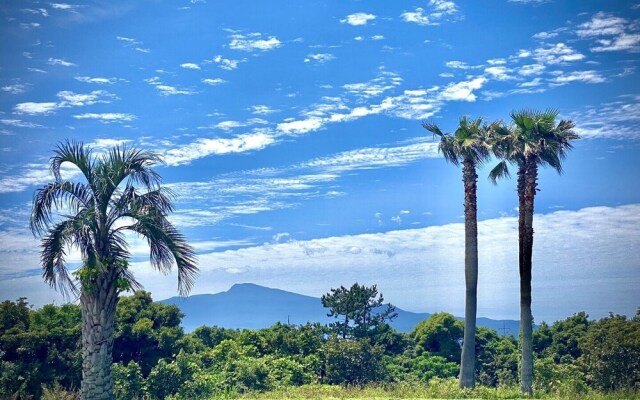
[160,283,520,335]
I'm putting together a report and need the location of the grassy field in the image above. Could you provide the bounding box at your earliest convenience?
[240,380,640,400]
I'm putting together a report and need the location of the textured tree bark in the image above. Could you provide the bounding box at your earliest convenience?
[459,159,478,388]
[519,156,538,396]
[80,270,118,400]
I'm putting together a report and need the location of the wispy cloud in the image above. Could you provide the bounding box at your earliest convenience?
[1,84,28,94]
[208,55,244,70]
[567,96,640,139]
[13,90,116,115]
[228,32,282,52]
[575,12,640,53]
[1,119,43,128]
[73,113,136,123]
[75,76,124,84]
[180,63,201,70]
[162,131,276,166]
[551,70,606,85]
[202,78,226,85]
[250,105,279,115]
[145,76,197,96]
[340,12,376,26]
[47,57,76,67]
[164,138,440,226]
[116,35,150,53]
[304,53,335,64]
[401,0,458,26]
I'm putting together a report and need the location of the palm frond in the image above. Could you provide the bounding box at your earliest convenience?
[50,140,95,185]
[30,181,93,235]
[40,219,80,299]
[489,160,511,184]
[125,212,198,296]
[422,121,444,138]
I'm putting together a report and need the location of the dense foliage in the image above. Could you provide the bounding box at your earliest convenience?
[1,293,638,399]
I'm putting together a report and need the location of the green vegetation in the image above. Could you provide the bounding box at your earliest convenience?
[1,292,638,399]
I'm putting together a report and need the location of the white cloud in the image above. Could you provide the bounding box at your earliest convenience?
[89,138,132,148]
[73,113,136,123]
[401,1,457,26]
[57,90,115,106]
[371,35,384,41]
[519,77,542,87]
[22,8,49,17]
[533,43,585,65]
[518,63,545,76]
[566,97,640,139]
[304,53,335,63]
[1,119,43,128]
[552,70,606,85]
[163,131,276,166]
[228,32,282,52]
[533,31,558,40]
[208,118,267,131]
[484,66,513,80]
[0,163,80,194]
[438,76,487,101]
[13,90,115,115]
[1,84,28,94]
[202,78,226,85]
[75,76,121,84]
[577,12,627,38]
[277,118,324,134]
[209,55,243,70]
[591,33,640,52]
[14,102,58,115]
[50,3,80,10]
[47,57,76,67]
[577,12,640,53]
[340,12,376,26]
[145,76,196,95]
[130,204,640,322]
[250,105,279,115]
[180,63,201,70]
[401,8,433,26]
[342,71,403,98]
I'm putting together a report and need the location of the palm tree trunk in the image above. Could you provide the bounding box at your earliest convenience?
[519,157,537,396]
[459,159,478,388]
[80,270,118,400]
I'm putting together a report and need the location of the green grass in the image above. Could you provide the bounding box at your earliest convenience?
[239,380,640,400]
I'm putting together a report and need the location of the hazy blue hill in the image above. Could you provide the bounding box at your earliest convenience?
[160,283,520,335]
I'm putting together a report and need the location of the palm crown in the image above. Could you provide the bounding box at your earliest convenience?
[30,141,198,298]
[489,109,578,183]
[423,116,496,166]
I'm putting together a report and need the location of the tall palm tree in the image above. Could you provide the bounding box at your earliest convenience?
[30,141,198,400]
[423,116,495,388]
[490,110,578,395]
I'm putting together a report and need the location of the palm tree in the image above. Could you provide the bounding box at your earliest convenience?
[423,116,495,388]
[30,141,198,400]
[490,110,578,395]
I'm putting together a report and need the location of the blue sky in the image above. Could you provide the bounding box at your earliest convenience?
[1,0,639,323]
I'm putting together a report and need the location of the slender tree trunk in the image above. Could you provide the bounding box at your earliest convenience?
[519,157,537,396]
[80,269,118,400]
[459,159,478,388]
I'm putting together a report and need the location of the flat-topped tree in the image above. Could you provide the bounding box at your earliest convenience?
[30,141,198,400]
[423,116,497,389]
[490,109,578,396]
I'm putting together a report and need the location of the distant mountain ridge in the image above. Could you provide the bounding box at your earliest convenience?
[160,283,520,335]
